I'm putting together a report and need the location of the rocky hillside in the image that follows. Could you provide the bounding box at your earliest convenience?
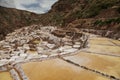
[40,0,120,26]
[0,0,120,40]
[0,6,40,40]
[39,0,120,39]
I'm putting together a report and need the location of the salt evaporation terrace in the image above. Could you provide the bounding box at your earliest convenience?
[0,25,89,80]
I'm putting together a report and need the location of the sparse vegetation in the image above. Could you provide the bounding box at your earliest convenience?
[82,0,120,18]
[94,18,120,26]
[52,13,64,25]
[44,0,120,26]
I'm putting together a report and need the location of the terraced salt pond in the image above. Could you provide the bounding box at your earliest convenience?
[22,59,109,80]
[65,52,120,78]
[0,26,89,80]
[0,26,120,80]
[0,72,13,80]
[89,37,115,45]
[88,37,120,56]
[87,45,120,55]
[21,52,120,80]
[21,36,120,80]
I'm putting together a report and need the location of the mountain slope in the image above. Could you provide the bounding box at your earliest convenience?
[0,6,40,40]
[39,0,120,39]
[0,0,120,40]
[40,0,120,26]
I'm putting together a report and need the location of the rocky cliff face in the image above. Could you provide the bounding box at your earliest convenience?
[0,6,40,40]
